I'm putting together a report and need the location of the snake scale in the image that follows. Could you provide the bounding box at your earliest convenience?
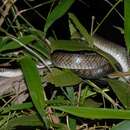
[0,36,129,79]
[51,36,129,79]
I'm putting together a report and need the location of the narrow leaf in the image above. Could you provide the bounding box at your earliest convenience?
[44,68,82,87]
[107,79,130,108]
[44,0,75,33]
[0,35,35,52]
[67,116,76,130]
[124,0,130,52]
[19,55,48,127]
[1,102,33,114]
[111,120,130,130]
[51,40,91,52]
[68,13,93,46]
[6,114,44,130]
[29,39,50,59]
[53,106,130,119]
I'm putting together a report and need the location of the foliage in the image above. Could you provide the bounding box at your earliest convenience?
[0,0,130,130]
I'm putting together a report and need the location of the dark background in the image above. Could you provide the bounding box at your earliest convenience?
[15,0,124,44]
[1,0,124,61]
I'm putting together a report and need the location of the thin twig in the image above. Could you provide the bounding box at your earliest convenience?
[87,80,120,108]
[93,0,123,35]
[9,36,52,72]
[0,0,16,26]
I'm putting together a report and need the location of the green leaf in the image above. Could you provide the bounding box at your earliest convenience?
[29,39,50,59]
[44,68,82,87]
[6,114,44,130]
[1,102,33,114]
[68,13,93,46]
[111,120,130,130]
[80,87,97,105]
[124,0,130,52]
[107,79,130,108]
[44,0,75,33]
[27,28,51,58]
[65,87,75,104]
[53,123,69,130]
[85,98,102,107]
[51,40,91,52]
[53,106,130,119]
[67,116,76,130]
[0,35,35,52]
[19,55,48,127]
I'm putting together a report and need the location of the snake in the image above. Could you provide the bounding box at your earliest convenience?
[51,36,129,79]
[0,36,129,79]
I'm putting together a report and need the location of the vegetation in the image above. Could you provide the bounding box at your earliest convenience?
[0,0,130,129]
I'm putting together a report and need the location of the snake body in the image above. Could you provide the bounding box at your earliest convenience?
[0,36,129,79]
[51,36,129,79]
[51,51,114,78]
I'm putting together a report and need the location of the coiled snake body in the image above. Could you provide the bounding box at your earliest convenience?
[0,36,129,79]
[51,36,129,79]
